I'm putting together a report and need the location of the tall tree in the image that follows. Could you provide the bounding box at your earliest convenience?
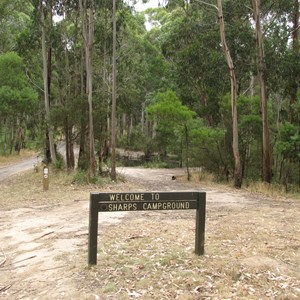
[217,0,242,188]
[194,0,242,187]
[111,0,117,180]
[39,0,56,163]
[80,0,96,177]
[290,0,299,123]
[252,0,272,183]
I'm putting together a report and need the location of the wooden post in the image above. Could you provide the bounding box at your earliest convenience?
[43,165,49,191]
[195,192,206,255]
[88,193,99,265]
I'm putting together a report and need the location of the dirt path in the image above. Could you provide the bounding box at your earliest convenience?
[0,166,299,299]
[0,156,39,182]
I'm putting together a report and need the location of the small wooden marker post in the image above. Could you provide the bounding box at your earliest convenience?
[43,165,49,191]
[88,191,206,265]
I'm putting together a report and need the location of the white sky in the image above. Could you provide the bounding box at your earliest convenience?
[131,0,161,12]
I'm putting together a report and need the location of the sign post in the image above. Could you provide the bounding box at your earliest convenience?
[88,191,206,265]
[43,166,49,191]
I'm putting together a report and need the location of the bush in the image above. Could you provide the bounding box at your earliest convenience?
[72,171,100,185]
[52,153,65,170]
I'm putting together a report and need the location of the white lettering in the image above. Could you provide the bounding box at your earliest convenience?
[141,201,190,210]
[109,193,145,201]
[151,193,160,200]
[108,203,137,211]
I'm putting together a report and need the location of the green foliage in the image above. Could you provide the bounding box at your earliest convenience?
[142,156,168,169]
[0,0,33,53]
[147,90,196,156]
[72,171,102,185]
[147,90,196,125]
[0,52,38,118]
[52,152,65,170]
[275,123,300,159]
[72,171,90,185]
[118,125,156,157]
[219,94,265,180]
[0,52,38,155]
[189,122,226,173]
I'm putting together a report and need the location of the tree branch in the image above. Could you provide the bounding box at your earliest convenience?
[194,0,218,11]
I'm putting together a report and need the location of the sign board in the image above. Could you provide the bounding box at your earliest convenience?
[88,191,206,265]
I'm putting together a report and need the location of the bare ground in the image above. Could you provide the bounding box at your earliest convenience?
[0,164,299,299]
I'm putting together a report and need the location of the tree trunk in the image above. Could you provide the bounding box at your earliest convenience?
[71,11,80,170]
[290,0,299,124]
[217,0,242,188]
[80,0,96,177]
[10,123,14,155]
[184,124,191,181]
[252,0,272,183]
[39,0,56,163]
[111,0,117,180]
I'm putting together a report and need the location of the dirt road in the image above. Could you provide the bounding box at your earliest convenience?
[0,165,299,299]
[0,156,39,182]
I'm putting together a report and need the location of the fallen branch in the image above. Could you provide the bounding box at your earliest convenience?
[40,265,66,272]
[33,231,55,240]
[6,255,37,267]
[0,248,6,267]
[0,284,12,292]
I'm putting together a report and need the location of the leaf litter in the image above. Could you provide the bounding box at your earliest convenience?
[0,167,299,299]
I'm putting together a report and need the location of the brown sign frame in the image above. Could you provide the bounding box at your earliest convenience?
[88,191,206,265]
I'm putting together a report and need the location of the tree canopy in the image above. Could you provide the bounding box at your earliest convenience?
[0,0,299,189]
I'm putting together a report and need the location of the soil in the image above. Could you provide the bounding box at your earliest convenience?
[0,162,299,299]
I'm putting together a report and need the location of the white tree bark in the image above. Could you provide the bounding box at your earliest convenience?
[218,0,242,188]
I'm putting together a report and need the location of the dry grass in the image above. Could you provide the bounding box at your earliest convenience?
[76,206,300,299]
[0,169,78,209]
[244,180,300,200]
[179,170,300,200]
[0,149,37,167]
[0,165,138,210]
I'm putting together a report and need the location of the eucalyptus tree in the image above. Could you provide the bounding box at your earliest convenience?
[289,0,299,123]
[116,8,169,135]
[111,0,117,180]
[38,0,57,163]
[157,0,256,185]
[267,0,300,186]
[50,1,81,170]
[252,0,272,183]
[217,0,243,187]
[157,3,225,125]
[79,0,96,177]
[92,1,168,157]
[191,0,242,187]
[250,0,299,183]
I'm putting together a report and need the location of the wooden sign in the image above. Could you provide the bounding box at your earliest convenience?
[88,191,206,265]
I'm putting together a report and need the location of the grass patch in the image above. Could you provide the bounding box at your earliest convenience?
[0,149,37,166]
[244,180,300,199]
